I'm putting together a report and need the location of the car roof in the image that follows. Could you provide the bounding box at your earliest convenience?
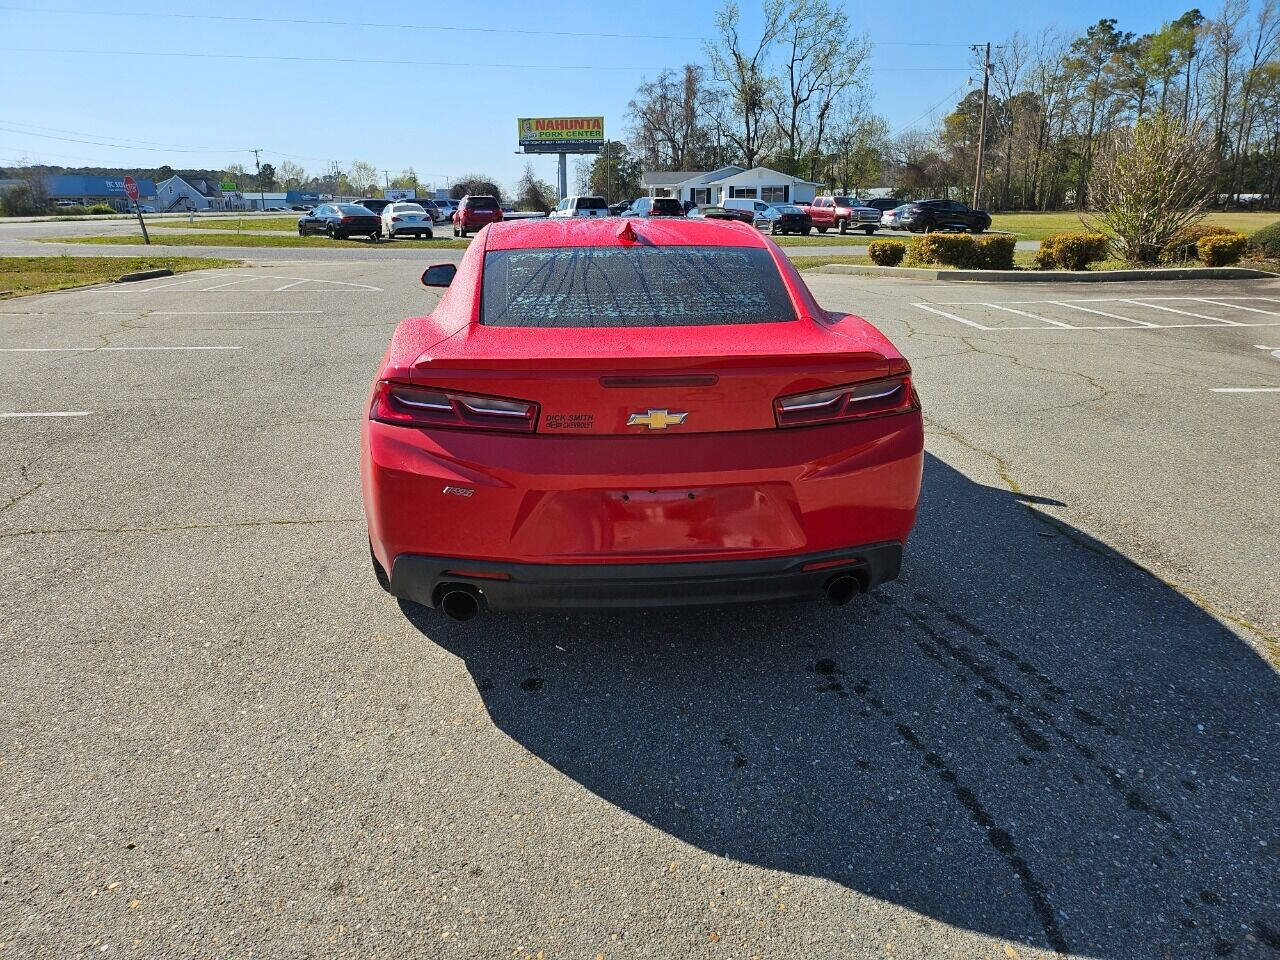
[483,216,764,251]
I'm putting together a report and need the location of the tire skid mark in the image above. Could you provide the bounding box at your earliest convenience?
[850,676,1071,957]
[877,594,1177,830]
[914,590,1068,698]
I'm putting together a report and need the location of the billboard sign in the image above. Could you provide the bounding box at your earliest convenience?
[220,181,237,191]
[385,187,416,201]
[518,116,604,153]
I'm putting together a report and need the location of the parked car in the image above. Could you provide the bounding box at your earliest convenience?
[608,202,631,216]
[357,198,392,215]
[381,201,434,239]
[722,197,777,227]
[800,196,882,234]
[452,195,503,237]
[625,197,686,218]
[688,205,753,223]
[430,199,457,222]
[290,204,311,211]
[764,203,813,235]
[548,195,610,219]
[896,199,991,233]
[860,197,902,214]
[362,216,922,619]
[881,204,911,230]
[136,203,156,213]
[297,203,382,241]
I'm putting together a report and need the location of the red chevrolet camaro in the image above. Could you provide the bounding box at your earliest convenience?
[361,217,923,621]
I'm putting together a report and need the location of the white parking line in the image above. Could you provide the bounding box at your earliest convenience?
[272,280,310,291]
[912,303,991,329]
[0,346,242,353]
[0,411,92,418]
[1196,298,1280,318]
[984,302,1076,328]
[1050,301,1158,327]
[198,277,263,291]
[96,310,321,316]
[1210,387,1280,393]
[1120,300,1244,325]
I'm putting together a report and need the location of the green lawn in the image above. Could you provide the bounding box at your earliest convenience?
[41,233,471,250]
[0,256,240,298]
[774,233,880,247]
[153,216,308,232]
[991,211,1280,242]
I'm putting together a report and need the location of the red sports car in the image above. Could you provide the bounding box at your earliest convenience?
[361,217,923,621]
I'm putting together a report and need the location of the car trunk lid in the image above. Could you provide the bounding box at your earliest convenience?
[408,319,890,435]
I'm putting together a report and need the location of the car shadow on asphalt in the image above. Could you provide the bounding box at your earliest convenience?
[401,453,1280,958]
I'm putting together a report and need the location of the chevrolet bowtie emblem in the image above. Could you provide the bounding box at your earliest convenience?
[627,409,688,430]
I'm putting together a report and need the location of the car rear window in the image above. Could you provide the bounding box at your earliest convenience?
[467,196,500,211]
[652,199,684,215]
[575,197,608,210]
[481,246,796,328]
[339,204,372,214]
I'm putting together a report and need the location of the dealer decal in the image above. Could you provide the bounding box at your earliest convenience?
[544,413,595,430]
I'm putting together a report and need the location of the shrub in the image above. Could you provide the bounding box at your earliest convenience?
[974,234,1017,270]
[55,205,89,216]
[88,203,115,215]
[1035,231,1111,271]
[909,232,980,268]
[1196,232,1250,267]
[0,184,47,217]
[867,239,906,266]
[1250,221,1280,260]
[1163,223,1234,262]
[1086,111,1216,263]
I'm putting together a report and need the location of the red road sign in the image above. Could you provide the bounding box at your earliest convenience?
[123,176,139,201]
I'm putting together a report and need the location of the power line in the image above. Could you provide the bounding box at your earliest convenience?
[889,80,975,137]
[0,5,693,41]
[0,46,671,71]
[0,118,250,152]
[0,123,249,153]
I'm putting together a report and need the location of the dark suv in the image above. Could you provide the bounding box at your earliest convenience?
[898,199,991,234]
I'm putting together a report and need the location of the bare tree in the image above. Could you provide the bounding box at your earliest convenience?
[704,0,785,168]
[768,0,870,176]
[1085,111,1216,262]
[347,160,380,195]
[276,160,307,189]
[1228,0,1280,198]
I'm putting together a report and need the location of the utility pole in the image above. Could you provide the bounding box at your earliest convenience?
[252,148,265,212]
[971,42,991,210]
[383,169,391,194]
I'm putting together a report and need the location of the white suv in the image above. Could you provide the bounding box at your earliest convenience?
[549,195,610,218]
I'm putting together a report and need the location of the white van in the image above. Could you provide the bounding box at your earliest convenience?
[722,197,776,227]
[549,196,610,218]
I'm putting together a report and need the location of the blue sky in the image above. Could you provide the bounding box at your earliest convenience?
[0,0,1218,192]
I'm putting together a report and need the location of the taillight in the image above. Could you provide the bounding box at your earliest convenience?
[774,375,917,427]
[391,215,402,222]
[341,216,354,223]
[370,381,538,433]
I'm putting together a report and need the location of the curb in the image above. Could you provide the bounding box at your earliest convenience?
[807,264,1279,282]
[114,268,174,283]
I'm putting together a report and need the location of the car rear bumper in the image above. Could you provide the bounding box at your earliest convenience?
[363,413,924,587]
[388,542,903,610]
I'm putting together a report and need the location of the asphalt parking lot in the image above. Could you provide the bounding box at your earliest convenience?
[1,260,1277,959]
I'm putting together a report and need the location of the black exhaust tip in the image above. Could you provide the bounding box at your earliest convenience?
[438,587,482,622]
[824,574,861,607]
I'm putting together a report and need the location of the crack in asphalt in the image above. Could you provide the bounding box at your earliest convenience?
[924,418,1279,662]
[0,482,42,515]
[0,516,362,540]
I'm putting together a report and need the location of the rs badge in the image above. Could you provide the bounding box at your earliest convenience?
[627,409,688,430]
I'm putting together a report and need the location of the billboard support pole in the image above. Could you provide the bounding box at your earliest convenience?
[557,153,567,201]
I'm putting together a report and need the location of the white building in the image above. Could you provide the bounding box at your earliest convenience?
[240,191,289,211]
[640,165,824,207]
[155,176,235,212]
